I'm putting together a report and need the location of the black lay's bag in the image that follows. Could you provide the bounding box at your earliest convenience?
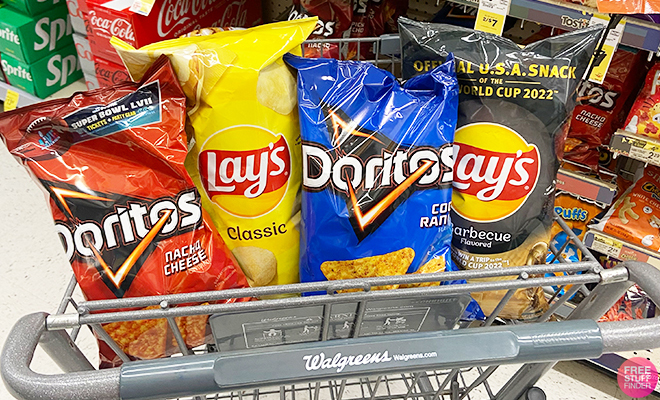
[400,19,603,319]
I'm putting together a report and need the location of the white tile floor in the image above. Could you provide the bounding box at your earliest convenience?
[0,142,658,399]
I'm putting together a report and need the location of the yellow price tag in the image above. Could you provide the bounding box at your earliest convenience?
[475,0,511,36]
[129,0,155,16]
[4,89,19,112]
[475,10,505,35]
[586,14,626,84]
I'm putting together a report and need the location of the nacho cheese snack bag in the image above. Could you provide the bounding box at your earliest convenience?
[0,57,248,366]
[285,54,458,288]
[400,19,603,319]
[112,19,317,287]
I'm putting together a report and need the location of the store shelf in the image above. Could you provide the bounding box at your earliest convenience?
[584,229,660,268]
[449,0,660,52]
[556,167,617,205]
[610,129,660,167]
[0,80,87,109]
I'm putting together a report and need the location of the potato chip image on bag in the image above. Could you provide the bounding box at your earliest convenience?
[285,54,460,290]
[112,19,318,287]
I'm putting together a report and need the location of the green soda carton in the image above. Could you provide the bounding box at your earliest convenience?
[1,44,82,98]
[4,0,66,16]
[0,5,73,64]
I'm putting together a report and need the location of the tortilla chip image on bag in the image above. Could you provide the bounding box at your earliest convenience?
[284,53,459,289]
[112,19,317,287]
[400,19,603,319]
[0,57,248,366]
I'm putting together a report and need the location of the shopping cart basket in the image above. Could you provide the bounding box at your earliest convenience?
[2,37,660,400]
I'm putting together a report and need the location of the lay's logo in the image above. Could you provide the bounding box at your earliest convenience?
[199,125,291,218]
[452,123,540,222]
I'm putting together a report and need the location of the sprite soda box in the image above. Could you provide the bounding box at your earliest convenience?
[4,0,66,16]
[0,5,73,64]
[1,44,82,98]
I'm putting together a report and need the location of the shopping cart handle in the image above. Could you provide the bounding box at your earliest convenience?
[2,262,660,400]
[1,312,120,400]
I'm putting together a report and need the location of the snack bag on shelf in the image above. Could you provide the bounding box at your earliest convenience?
[591,166,660,251]
[113,19,317,288]
[400,19,603,319]
[288,0,353,58]
[564,47,648,170]
[285,54,459,290]
[600,285,651,322]
[624,63,660,139]
[551,191,607,259]
[0,56,249,366]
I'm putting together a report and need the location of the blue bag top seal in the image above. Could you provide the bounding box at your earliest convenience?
[285,53,459,285]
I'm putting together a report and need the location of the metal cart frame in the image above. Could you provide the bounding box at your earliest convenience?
[2,212,660,400]
[3,37,660,400]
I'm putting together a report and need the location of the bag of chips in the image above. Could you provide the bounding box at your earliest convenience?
[113,19,317,289]
[564,47,648,169]
[624,62,660,139]
[287,0,353,58]
[591,165,660,251]
[285,53,458,288]
[0,56,248,366]
[400,19,603,319]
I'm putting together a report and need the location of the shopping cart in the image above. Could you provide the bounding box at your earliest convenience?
[2,37,660,400]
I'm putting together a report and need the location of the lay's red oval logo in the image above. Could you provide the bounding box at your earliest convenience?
[198,125,291,218]
[452,123,540,222]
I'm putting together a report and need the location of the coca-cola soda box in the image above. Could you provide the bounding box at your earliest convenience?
[87,0,262,50]
[66,0,91,35]
[87,30,121,64]
[72,33,94,73]
[83,69,100,90]
[94,55,129,87]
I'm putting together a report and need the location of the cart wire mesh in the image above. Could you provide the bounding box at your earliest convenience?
[45,208,615,400]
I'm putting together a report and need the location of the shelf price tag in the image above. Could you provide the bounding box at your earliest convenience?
[3,89,19,112]
[591,232,622,259]
[586,14,625,84]
[622,136,660,166]
[475,0,511,36]
[129,0,155,16]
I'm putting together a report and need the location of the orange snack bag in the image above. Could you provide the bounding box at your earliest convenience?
[592,166,660,250]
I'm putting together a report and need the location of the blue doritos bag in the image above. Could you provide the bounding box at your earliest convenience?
[285,54,459,288]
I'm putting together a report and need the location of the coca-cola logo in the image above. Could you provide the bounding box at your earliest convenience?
[220,0,247,27]
[96,64,130,84]
[75,42,93,62]
[66,0,84,18]
[89,10,135,42]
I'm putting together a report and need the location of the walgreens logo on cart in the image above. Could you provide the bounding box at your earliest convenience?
[302,351,438,373]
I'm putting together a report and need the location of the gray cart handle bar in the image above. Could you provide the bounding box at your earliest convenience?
[3,262,660,400]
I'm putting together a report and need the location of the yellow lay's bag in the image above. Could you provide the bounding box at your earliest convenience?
[112,19,317,287]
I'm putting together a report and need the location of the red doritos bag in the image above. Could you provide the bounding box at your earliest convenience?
[564,47,648,169]
[0,56,248,367]
[288,0,353,58]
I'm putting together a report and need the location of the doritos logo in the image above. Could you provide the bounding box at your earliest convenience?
[452,123,540,223]
[199,125,291,218]
[50,182,203,297]
[302,108,453,240]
